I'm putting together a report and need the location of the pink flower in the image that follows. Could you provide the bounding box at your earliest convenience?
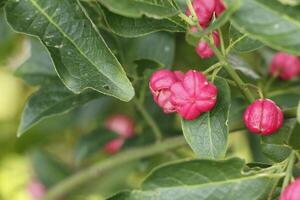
[215,0,226,16]
[270,52,300,80]
[105,114,135,138]
[104,138,125,155]
[280,178,300,200]
[170,70,218,120]
[243,99,283,135]
[195,31,220,58]
[186,0,226,27]
[186,0,216,27]
[27,179,46,200]
[149,69,183,113]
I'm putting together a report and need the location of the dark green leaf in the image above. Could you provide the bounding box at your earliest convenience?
[120,32,175,67]
[109,158,282,200]
[5,0,134,101]
[18,80,100,137]
[74,128,118,164]
[229,0,300,55]
[181,78,231,159]
[31,150,72,188]
[228,54,261,79]
[261,119,297,162]
[101,6,185,38]
[229,26,264,53]
[98,0,179,19]
[15,39,57,85]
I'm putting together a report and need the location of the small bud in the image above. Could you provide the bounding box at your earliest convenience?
[170,70,218,120]
[243,99,283,135]
[280,178,300,200]
[270,52,300,80]
[186,0,216,27]
[195,31,220,59]
[104,138,124,155]
[105,115,135,138]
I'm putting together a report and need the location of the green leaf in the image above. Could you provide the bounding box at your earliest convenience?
[229,0,300,55]
[261,119,297,162]
[297,101,300,124]
[31,150,72,188]
[181,78,231,159]
[101,6,185,38]
[120,32,175,67]
[15,39,57,85]
[109,158,282,200]
[74,128,118,165]
[18,80,101,137]
[228,54,261,79]
[229,26,264,53]
[98,0,179,19]
[5,0,134,101]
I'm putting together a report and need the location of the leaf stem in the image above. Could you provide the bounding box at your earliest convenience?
[43,136,186,200]
[281,151,296,193]
[133,99,163,142]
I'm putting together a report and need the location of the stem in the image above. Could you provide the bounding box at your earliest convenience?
[43,136,186,200]
[226,34,247,55]
[133,99,163,142]
[281,151,296,193]
[218,28,226,55]
[206,40,255,103]
[203,62,222,74]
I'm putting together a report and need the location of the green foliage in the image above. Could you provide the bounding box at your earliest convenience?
[0,0,299,199]
[5,0,134,101]
[109,158,282,200]
[230,0,300,55]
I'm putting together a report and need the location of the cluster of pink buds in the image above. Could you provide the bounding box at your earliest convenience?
[270,52,300,80]
[104,114,135,154]
[150,69,218,120]
[243,99,283,135]
[280,178,300,200]
[186,0,225,58]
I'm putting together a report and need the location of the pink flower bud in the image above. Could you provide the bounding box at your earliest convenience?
[105,115,135,138]
[280,178,300,200]
[149,69,182,113]
[186,0,216,27]
[27,179,46,200]
[104,138,124,155]
[243,99,283,135]
[195,31,220,59]
[270,52,300,80]
[170,70,218,120]
[215,0,226,16]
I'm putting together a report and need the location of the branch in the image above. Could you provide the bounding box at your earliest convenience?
[43,136,186,200]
